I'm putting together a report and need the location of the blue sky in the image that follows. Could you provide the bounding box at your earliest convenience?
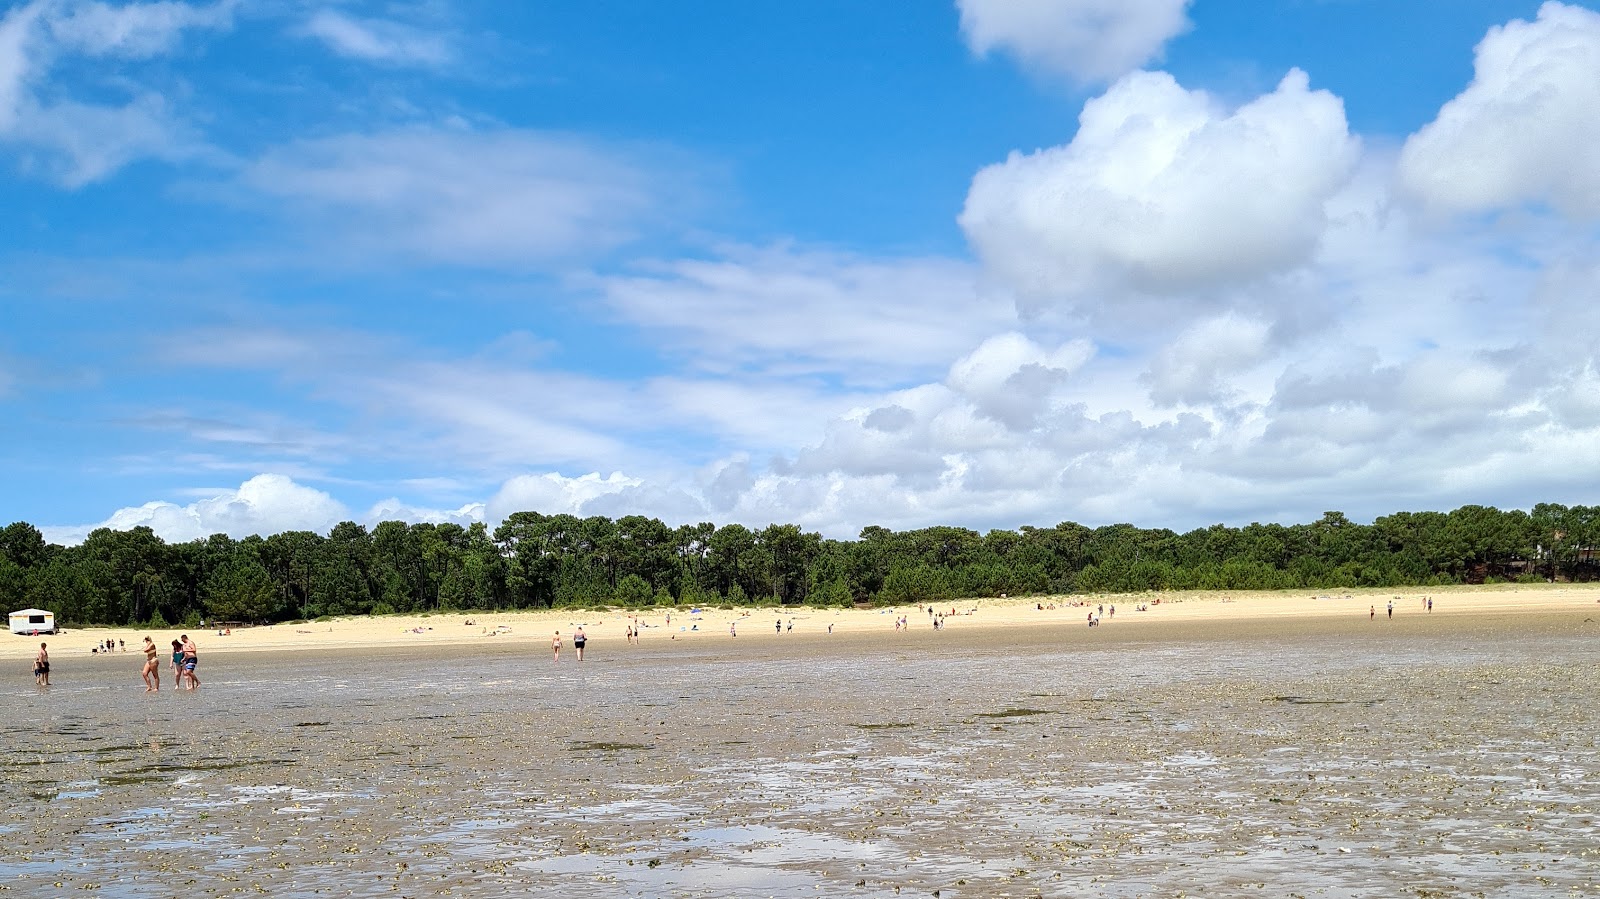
[5,0,1600,544]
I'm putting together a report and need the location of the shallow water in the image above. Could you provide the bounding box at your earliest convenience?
[3,617,1597,897]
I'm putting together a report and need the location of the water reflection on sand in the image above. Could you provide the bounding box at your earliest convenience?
[2,616,1597,897]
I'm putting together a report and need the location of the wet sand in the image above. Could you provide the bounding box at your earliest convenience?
[3,606,1597,897]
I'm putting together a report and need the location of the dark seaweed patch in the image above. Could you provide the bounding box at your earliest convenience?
[977,708,1053,719]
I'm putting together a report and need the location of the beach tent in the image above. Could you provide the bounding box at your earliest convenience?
[9,609,55,635]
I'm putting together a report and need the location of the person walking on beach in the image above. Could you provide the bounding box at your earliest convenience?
[180,634,200,689]
[573,626,587,661]
[1370,605,1375,620]
[775,618,782,635]
[1427,597,1433,613]
[141,637,160,692]
[170,640,184,688]
[1386,600,1393,620]
[34,643,50,686]
[552,631,562,661]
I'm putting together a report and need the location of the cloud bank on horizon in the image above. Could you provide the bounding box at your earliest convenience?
[6,0,1600,545]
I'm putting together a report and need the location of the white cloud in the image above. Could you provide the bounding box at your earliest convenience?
[47,0,234,57]
[41,474,349,544]
[0,0,229,185]
[961,70,1360,314]
[362,498,483,528]
[239,128,669,265]
[947,332,1094,428]
[1398,1,1600,218]
[1142,314,1273,407]
[592,246,1017,385]
[485,472,643,523]
[298,8,450,67]
[957,0,1191,83]
[0,2,44,132]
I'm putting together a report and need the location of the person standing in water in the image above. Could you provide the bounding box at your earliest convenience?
[552,631,562,662]
[180,634,200,689]
[573,626,587,661]
[34,643,49,687]
[141,637,160,692]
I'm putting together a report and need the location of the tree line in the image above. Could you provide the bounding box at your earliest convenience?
[0,503,1595,628]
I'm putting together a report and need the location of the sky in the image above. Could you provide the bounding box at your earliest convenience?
[4,0,1600,545]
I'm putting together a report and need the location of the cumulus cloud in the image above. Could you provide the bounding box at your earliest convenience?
[1143,314,1273,407]
[947,332,1093,428]
[957,0,1191,83]
[298,8,450,67]
[238,128,670,266]
[0,0,229,185]
[961,70,1360,313]
[41,474,349,544]
[485,472,643,523]
[1398,1,1600,218]
[362,498,484,528]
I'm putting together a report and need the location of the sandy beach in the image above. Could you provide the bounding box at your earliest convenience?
[3,582,1597,897]
[11,582,1600,662]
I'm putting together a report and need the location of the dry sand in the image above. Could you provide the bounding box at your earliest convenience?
[10,582,1599,661]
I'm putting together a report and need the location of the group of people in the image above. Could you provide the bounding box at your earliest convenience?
[140,634,199,691]
[30,633,195,690]
[1371,596,1434,620]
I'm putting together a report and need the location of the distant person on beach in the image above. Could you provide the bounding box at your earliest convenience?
[787,620,793,633]
[776,618,782,634]
[180,635,200,689]
[141,637,159,692]
[170,640,184,688]
[1387,601,1393,620]
[573,627,587,661]
[552,631,561,661]
[730,622,737,637]
[1427,597,1433,613]
[34,643,49,686]
[1370,605,1375,620]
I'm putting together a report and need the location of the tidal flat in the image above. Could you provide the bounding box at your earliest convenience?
[2,613,1596,897]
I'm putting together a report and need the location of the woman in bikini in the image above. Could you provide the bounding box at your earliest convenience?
[552,631,561,662]
[141,637,160,692]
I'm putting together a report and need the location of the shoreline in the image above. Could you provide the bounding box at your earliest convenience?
[9,582,1599,662]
